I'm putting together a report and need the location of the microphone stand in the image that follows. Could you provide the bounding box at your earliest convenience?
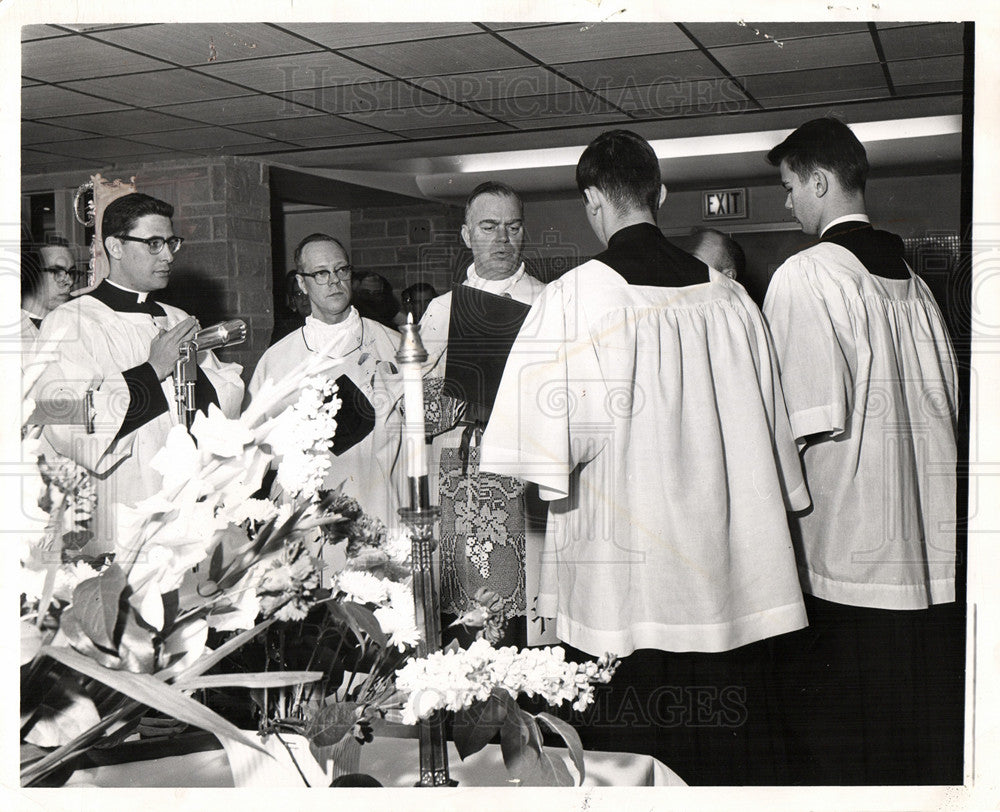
[173,320,248,431]
[396,320,456,787]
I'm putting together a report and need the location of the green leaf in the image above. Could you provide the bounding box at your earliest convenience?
[533,748,575,787]
[340,602,387,649]
[499,702,541,776]
[306,701,363,747]
[176,671,323,691]
[39,645,268,755]
[453,689,507,759]
[176,618,276,681]
[23,673,102,748]
[70,563,126,651]
[536,712,586,785]
[118,609,156,673]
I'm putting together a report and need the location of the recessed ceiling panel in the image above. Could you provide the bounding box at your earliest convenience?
[877,23,965,61]
[89,23,323,66]
[284,81,443,114]
[556,51,724,90]
[62,69,251,107]
[283,132,407,151]
[39,108,202,135]
[22,149,91,173]
[156,95,323,125]
[888,55,965,87]
[347,34,532,78]
[276,22,480,50]
[22,120,93,144]
[22,37,170,82]
[758,86,892,110]
[403,121,515,139]
[411,66,577,102]
[28,136,179,160]
[595,77,751,113]
[469,91,615,121]
[743,63,888,99]
[711,32,879,76]
[233,114,381,143]
[683,21,869,48]
[343,103,496,132]
[511,110,628,130]
[498,22,692,63]
[194,51,388,93]
[130,127,273,151]
[21,25,71,41]
[22,84,129,117]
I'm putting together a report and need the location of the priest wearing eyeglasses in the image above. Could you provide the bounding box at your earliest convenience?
[30,192,245,553]
[246,233,404,528]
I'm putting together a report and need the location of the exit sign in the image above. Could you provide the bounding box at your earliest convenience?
[703,188,747,220]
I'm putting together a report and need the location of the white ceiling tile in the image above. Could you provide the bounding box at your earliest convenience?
[61,69,250,107]
[347,34,531,78]
[22,84,129,117]
[22,36,171,82]
[194,52,388,93]
[499,22,692,63]
[89,23,323,66]
[275,23,480,50]
[711,32,879,76]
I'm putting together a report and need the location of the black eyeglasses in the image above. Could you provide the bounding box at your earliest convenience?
[299,265,353,284]
[117,235,184,255]
[42,266,80,277]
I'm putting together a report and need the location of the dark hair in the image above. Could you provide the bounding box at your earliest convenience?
[284,270,311,316]
[401,282,437,303]
[21,248,44,300]
[766,117,869,192]
[690,227,747,276]
[293,233,347,272]
[576,129,661,216]
[464,181,523,223]
[101,193,174,250]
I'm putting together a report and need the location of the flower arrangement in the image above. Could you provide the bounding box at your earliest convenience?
[19,345,372,787]
[19,337,620,789]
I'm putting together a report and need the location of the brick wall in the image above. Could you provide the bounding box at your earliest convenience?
[135,156,272,379]
[350,201,465,297]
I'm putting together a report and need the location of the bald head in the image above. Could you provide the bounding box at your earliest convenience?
[689,228,745,280]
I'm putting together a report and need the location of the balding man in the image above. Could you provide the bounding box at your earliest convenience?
[688,226,745,281]
[247,233,403,527]
[419,182,546,637]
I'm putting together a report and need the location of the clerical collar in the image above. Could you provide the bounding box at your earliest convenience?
[820,214,870,237]
[465,262,526,297]
[88,280,165,316]
[302,308,364,360]
[106,278,153,303]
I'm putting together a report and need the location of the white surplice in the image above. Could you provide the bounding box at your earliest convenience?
[29,294,244,552]
[480,261,809,657]
[763,241,958,609]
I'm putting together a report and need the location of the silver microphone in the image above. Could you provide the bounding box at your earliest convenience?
[190,319,247,351]
[174,319,247,429]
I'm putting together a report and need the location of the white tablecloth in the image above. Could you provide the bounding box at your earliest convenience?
[64,732,686,788]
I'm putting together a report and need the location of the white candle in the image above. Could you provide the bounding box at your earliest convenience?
[396,318,428,479]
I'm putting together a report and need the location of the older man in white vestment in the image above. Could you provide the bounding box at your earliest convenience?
[247,234,402,528]
[30,193,244,553]
[418,182,546,638]
[760,117,962,785]
[479,130,810,783]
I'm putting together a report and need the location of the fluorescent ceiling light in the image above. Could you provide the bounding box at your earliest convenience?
[456,115,962,174]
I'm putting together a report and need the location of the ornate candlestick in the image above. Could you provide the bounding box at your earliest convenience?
[396,318,456,787]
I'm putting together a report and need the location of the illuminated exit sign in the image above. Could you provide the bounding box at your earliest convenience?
[703,188,747,220]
